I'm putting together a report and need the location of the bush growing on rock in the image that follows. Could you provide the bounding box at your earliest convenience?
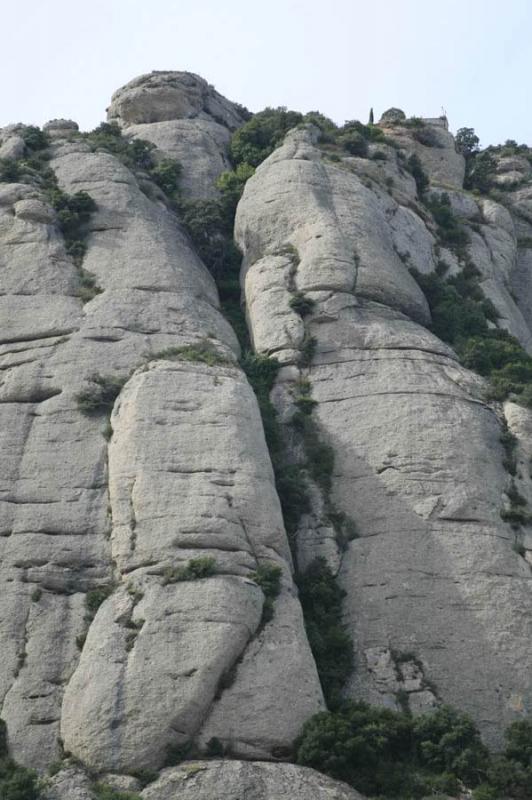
[47,188,97,265]
[93,783,142,800]
[216,162,255,220]
[75,372,128,415]
[424,192,469,255]
[150,158,182,197]
[163,556,217,584]
[296,558,353,707]
[0,720,42,800]
[230,107,304,167]
[295,702,531,799]
[412,264,532,411]
[465,150,497,194]
[0,158,22,182]
[455,127,480,159]
[335,130,368,157]
[150,341,232,366]
[251,562,282,623]
[20,125,50,152]
[406,153,429,196]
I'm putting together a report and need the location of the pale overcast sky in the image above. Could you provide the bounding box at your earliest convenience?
[1,0,531,147]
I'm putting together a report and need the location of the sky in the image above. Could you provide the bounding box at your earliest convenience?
[1,0,531,147]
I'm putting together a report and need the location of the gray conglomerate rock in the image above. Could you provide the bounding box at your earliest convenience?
[2,72,532,796]
[141,761,365,800]
[380,116,466,188]
[0,119,322,772]
[108,71,247,198]
[236,125,532,747]
[61,361,323,771]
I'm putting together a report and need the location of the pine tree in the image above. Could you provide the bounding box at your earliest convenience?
[369,107,374,125]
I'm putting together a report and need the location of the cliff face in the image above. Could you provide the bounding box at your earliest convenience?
[0,72,531,799]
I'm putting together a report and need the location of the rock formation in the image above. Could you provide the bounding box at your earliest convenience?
[0,72,531,799]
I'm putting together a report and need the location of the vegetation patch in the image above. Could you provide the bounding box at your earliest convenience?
[406,153,429,196]
[296,703,532,799]
[75,372,128,416]
[409,265,532,411]
[149,341,232,367]
[424,192,469,256]
[0,719,42,800]
[47,187,97,266]
[289,292,315,316]
[163,556,217,585]
[296,558,354,707]
[251,562,282,623]
[85,586,114,621]
[92,783,142,800]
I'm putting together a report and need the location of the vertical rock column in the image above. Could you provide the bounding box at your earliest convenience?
[236,126,532,747]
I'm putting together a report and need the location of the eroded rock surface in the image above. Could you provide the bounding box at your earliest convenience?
[236,124,532,747]
[141,761,364,800]
[108,71,247,198]
[0,109,322,773]
[1,73,532,796]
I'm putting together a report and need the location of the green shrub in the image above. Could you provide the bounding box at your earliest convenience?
[340,120,385,143]
[297,558,353,707]
[216,162,255,220]
[150,158,182,197]
[47,188,97,266]
[164,739,192,767]
[455,127,480,159]
[129,769,158,788]
[299,333,317,367]
[296,702,413,795]
[336,130,368,157]
[251,562,282,623]
[84,122,155,170]
[425,192,469,255]
[485,755,532,799]
[472,783,500,800]
[75,372,127,415]
[303,111,338,142]
[205,737,225,757]
[86,585,114,616]
[504,719,532,766]
[296,702,502,798]
[150,341,231,367]
[230,107,304,167]
[411,264,532,415]
[289,292,315,316]
[92,783,141,800]
[465,150,497,194]
[78,268,102,303]
[163,556,217,584]
[406,153,429,196]
[0,159,22,182]
[0,720,42,800]
[412,705,489,783]
[179,198,236,276]
[275,464,311,538]
[20,125,49,152]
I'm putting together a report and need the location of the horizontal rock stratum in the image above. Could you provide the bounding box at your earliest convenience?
[0,71,531,800]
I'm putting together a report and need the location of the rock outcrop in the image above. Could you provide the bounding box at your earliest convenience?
[108,71,247,198]
[0,78,322,776]
[236,123,532,747]
[1,72,531,799]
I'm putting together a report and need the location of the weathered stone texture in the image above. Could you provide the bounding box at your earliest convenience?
[2,73,532,792]
[236,125,532,747]
[141,761,364,800]
[0,117,321,772]
[108,71,246,198]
